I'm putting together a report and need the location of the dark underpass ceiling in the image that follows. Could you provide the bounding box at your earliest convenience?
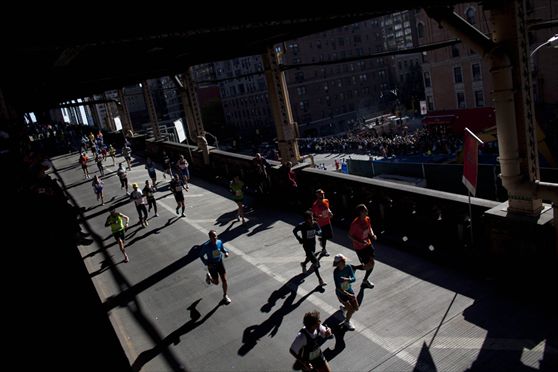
[1,2,479,112]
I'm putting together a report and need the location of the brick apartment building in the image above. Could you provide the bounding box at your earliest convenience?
[282,18,391,137]
[416,1,557,112]
[416,1,557,156]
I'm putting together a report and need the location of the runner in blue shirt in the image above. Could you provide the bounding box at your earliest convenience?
[199,230,231,304]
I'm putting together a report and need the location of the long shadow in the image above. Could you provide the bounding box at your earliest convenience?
[461,292,557,372]
[52,162,81,173]
[64,176,98,190]
[131,299,223,371]
[126,217,181,247]
[81,195,132,221]
[103,244,202,311]
[52,161,188,371]
[238,276,324,356]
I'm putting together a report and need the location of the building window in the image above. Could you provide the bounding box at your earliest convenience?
[417,22,425,38]
[424,71,431,88]
[475,90,485,107]
[451,45,460,57]
[457,92,466,108]
[427,95,434,111]
[453,66,463,84]
[466,7,476,25]
[295,72,304,83]
[472,63,482,81]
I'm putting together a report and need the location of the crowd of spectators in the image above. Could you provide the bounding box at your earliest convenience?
[299,127,464,160]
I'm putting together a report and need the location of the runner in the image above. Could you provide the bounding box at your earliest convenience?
[348,204,377,289]
[170,173,187,217]
[293,210,327,287]
[230,175,245,224]
[289,310,332,372]
[105,207,130,263]
[311,189,333,257]
[332,254,359,331]
[199,230,232,304]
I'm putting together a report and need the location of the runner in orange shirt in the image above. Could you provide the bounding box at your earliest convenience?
[347,204,377,289]
[311,189,333,257]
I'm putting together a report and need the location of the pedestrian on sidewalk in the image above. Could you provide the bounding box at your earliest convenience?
[332,254,359,331]
[105,207,130,263]
[293,210,327,287]
[348,203,377,289]
[289,310,332,372]
[199,230,232,304]
[311,189,333,257]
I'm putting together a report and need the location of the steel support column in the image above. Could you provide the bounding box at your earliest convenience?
[490,1,543,215]
[102,93,115,131]
[426,1,543,215]
[89,96,101,129]
[177,69,209,164]
[142,80,160,139]
[117,88,133,134]
[262,46,300,164]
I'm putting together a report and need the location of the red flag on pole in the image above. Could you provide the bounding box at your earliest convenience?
[462,127,484,196]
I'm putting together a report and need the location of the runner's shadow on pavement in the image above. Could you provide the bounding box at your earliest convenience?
[126,217,181,247]
[90,258,121,278]
[321,311,348,362]
[260,273,306,313]
[215,210,240,227]
[218,219,253,242]
[238,281,322,356]
[246,219,274,237]
[131,298,223,371]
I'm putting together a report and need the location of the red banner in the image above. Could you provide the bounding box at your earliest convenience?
[462,128,483,195]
